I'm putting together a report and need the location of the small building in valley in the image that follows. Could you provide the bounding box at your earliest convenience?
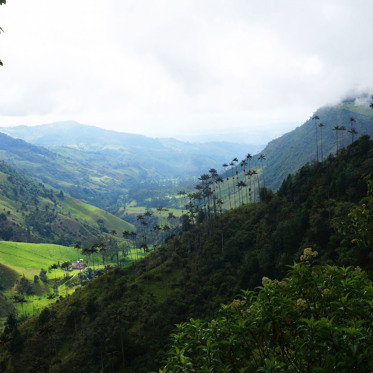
[70,262,86,270]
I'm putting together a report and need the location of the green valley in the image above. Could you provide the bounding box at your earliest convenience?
[1,134,372,372]
[2,1,373,371]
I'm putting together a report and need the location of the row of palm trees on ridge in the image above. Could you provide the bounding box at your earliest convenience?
[312,115,359,162]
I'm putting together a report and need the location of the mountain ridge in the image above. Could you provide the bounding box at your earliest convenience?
[256,99,373,191]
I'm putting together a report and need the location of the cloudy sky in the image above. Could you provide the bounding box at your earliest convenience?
[0,0,372,143]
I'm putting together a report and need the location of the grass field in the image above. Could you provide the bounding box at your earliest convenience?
[0,241,81,279]
[0,241,152,279]
[124,201,184,225]
[0,240,155,323]
[61,196,134,233]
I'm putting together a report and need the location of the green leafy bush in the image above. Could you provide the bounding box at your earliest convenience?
[161,249,373,372]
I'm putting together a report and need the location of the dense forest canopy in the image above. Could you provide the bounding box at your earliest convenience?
[161,251,373,372]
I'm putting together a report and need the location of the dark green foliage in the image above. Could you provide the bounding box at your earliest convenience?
[15,276,32,296]
[39,268,48,283]
[1,136,373,372]
[161,252,373,372]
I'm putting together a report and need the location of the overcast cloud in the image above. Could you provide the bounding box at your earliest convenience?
[0,0,372,143]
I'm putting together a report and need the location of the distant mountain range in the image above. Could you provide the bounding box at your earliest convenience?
[0,121,261,176]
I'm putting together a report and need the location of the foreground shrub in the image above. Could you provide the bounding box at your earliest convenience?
[161,249,373,372]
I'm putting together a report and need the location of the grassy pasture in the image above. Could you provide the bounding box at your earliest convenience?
[0,241,152,279]
[124,201,184,225]
[61,195,134,233]
[0,241,80,278]
[0,240,155,322]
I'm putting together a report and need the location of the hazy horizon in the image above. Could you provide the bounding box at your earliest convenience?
[1,1,373,144]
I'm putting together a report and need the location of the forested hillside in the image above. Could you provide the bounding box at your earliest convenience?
[0,160,133,245]
[2,135,372,372]
[263,97,373,190]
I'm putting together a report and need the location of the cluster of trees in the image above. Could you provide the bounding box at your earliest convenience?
[312,114,359,161]
[177,153,266,228]
[77,208,182,269]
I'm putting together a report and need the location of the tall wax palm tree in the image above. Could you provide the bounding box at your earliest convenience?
[216,198,224,215]
[348,117,357,144]
[198,174,211,215]
[209,168,219,216]
[239,159,248,190]
[90,244,98,269]
[246,170,253,202]
[229,161,236,207]
[246,154,253,185]
[339,125,346,148]
[152,224,161,246]
[222,163,232,209]
[348,128,358,144]
[215,176,224,201]
[232,157,240,207]
[237,180,247,205]
[312,115,320,161]
[333,125,341,152]
[82,247,91,267]
[258,154,266,187]
[203,186,213,220]
[232,157,239,172]
[140,220,148,248]
[251,169,259,201]
[98,243,107,265]
[318,123,325,161]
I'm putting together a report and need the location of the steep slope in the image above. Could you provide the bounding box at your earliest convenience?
[0,160,134,245]
[263,97,373,190]
[2,136,373,373]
